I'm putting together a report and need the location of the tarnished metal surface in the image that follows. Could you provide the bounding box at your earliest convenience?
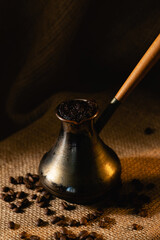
[39,99,121,204]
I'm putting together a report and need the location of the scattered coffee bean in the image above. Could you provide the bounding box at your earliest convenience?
[3,194,13,202]
[78,230,89,239]
[13,206,23,213]
[20,231,28,239]
[67,233,77,239]
[51,216,61,224]
[99,220,106,228]
[54,231,61,239]
[61,201,76,211]
[9,203,17,209]
[35,186,44,193]
[132,223,143,230]
[2,186,10,192]
[28,175,35,183]
[80,216,88,225]
[30,235,41,240]
[24,178,34,190]
[8,221,15,229]
[144,127,155,135]
[86,237,93,240]
[32,174,40,182]
[69,219,80,227]
[0,193,5,199]
[38,200,49,208]
[31,194,37,200]
[21,198,31,208]
[36,218,46,227]
[10,177,17,184]
[86,213,97,221]
[89,232,98,238]
[17,191,27,199]
[8,189,15,196]
[44,208,55,216]
[104,216,116,225]
[17,176,24,184]
[57,219,68,226]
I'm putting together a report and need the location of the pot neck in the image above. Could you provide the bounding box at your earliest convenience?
[61,119,95,135]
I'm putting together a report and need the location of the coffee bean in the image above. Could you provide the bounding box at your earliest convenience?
[144,127,155,135]
[104,216,116,225]
[59,214,66,220]
[17,176,24,184]
[56,220,68,226]
[21,198,30,207]
[60,227,68,235]
[41,192,54,202]
[3,194,13,202]
[8,189,15,196]
[80,216,88,225]
[8,221,15,229]
[20,231,28,239]
[78,230,89,239]
[54,232,61,239]
[38,200,49,208]
[94,210,104,219]
[96,237,103,240]
[60,201,68,210]
[28,175,35,183]
[17,191,27,199]
[29,235,41,240]
[13,206,23,213]
[0,193,5,199]
[31,194,37,200]
[2,186,10,192]
[67,233,77,239]
[132,223,143,230]
[61,201,76,210]
[51,216,61,224]
[32,174,39,182]
[44,208,55,216]
[86,213,97,221]
[10,177,17,184]
[36,195,46,203]
[24,178,34,190]
[59,235,67,240]
[69,219,79,227]
[35,186,44,192]
[89,232,98,238]
[36,218,46,227]
[99,220,106,228]
[86,237,93,240]
[9,203,17,209]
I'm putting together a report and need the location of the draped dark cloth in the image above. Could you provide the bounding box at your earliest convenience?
[0,0,160,139]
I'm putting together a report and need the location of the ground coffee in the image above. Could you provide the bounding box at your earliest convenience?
[57,99,97,123]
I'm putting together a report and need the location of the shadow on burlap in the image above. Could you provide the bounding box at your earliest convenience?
[0,89,160,240]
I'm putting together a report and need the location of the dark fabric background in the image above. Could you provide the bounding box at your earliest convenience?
[0,0,160,140]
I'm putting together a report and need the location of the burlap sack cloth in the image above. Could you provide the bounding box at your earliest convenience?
[0,0,160,239]
[1,87,160,240]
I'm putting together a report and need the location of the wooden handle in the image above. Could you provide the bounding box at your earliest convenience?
[115,34,160,102]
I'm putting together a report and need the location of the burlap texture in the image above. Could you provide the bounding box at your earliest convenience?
[0,88,160,240]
